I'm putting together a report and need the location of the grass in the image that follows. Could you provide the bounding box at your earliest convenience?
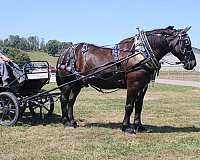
[158,70,200,82]
[1,83,200,159]
[27,51,58,66]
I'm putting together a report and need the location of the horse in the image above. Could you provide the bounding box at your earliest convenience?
[56,26,196,134]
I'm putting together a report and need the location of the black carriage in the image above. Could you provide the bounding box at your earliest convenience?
[0,61,55,126]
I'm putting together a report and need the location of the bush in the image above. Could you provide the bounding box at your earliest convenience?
[2,47,30,65]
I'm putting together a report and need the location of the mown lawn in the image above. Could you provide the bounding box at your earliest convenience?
[1,83,200,160]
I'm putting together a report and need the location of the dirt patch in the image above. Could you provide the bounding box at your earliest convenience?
[144,94,161,101]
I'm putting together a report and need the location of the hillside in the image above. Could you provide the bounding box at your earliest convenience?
[27,51,58,66]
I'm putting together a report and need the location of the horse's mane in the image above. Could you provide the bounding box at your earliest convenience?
[119,37,134,44]
[119,26,177,45]
[146,26,177,36]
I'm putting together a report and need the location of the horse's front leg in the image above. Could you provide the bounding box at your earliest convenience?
[67,85,82,128]
[60,85,77,128]
[134,85,150,133]
[60,91,70,126]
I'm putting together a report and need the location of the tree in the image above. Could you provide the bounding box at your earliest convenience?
[46,40,61,56]
[8,35,20,48]
[19,37,30,51]
[58,42,72,55]
[39,38,46,52]
[3,38,10,47]
[2,47,30,65]
[0,39,3,47]
[59,42,72,49]
[28,36,39,51]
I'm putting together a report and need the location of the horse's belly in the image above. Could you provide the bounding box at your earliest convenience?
[87,76,127,89]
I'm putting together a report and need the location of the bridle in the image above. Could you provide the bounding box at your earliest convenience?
[178,33,193,63]
[161,31,193,66]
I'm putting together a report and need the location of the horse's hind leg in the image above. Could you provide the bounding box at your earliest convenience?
[134,85,150,133]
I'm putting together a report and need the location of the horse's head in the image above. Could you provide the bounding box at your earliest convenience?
[165,26,196,70]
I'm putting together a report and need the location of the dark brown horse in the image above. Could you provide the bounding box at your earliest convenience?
[56,26,196,134]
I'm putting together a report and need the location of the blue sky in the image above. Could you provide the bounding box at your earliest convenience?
[0,0,200,48]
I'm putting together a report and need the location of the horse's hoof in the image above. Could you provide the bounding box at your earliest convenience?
[134,124,152,133]
[64,121,78,128]
[72,121,78,128]
[122,126,136,134]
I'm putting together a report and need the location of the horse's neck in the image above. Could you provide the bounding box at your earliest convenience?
[147,35,170,61]
[119,35,170,61]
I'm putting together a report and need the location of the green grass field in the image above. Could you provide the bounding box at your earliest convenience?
[27,51,58,66]
[1,83,200,160]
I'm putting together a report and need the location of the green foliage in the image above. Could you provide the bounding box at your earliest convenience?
[0,35,73,58]
[19,37,30,51]
[39,38,46,52]
[46,40,60,56]
[0,39,3,47]
[28,36,39,51]
[1,35,40,51]
[2,47,30,65]
[58,42,72,54]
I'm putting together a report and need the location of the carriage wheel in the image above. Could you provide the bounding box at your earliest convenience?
[0,92,19,126]
[29,89,54,118]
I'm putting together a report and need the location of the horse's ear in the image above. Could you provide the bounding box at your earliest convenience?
[181,26,192,34]
[166,26,174,30]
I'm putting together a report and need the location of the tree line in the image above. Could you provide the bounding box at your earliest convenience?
[0,35,72,56]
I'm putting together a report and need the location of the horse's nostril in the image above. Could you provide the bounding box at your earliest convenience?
[184,60,196,70]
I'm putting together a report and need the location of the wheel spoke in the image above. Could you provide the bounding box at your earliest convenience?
[6,99,11,106]
[8,115,13,121]
[9,109,16,114]
[43,106,50,112]
[1,112,5,120]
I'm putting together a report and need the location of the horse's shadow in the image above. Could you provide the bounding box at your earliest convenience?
[84,122,200,133]
[17,114,200,133]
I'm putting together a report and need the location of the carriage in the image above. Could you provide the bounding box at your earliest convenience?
[0,61,57,126]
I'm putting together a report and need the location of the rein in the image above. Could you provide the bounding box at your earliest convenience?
[161,58,184,65]
[90,84,120,94]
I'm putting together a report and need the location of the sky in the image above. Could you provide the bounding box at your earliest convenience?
[0,0,200,48]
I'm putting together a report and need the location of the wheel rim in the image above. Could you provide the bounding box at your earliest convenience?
[0,93,19,126]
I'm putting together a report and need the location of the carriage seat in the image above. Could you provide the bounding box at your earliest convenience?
[24,62,49,80]
[26,69,49,79]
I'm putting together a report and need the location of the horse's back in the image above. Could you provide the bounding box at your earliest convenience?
[56,43,127,89]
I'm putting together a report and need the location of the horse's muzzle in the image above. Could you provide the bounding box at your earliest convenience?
[184,59,196,70]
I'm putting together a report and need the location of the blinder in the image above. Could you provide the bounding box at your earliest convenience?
[176,32,196,70]
[178,33,192,55]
